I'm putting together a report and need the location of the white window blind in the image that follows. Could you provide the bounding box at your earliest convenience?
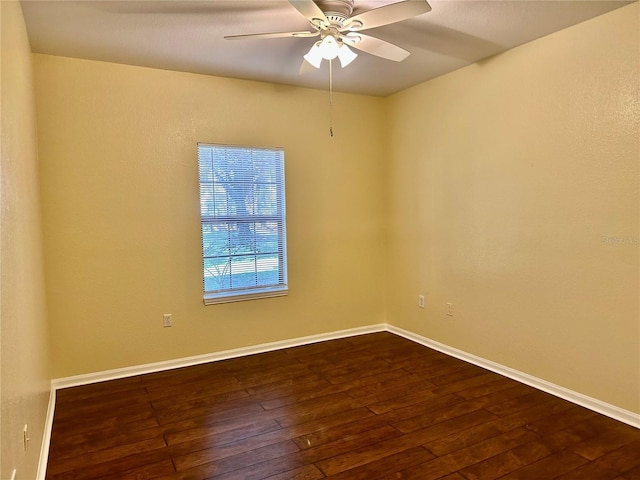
[198,143,288,304]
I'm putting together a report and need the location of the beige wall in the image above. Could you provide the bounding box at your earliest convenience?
[386,3,639,413]
[34,55,387,378]
[0,2,51,478]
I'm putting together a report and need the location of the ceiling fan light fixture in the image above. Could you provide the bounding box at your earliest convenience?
[337,44,357,67]
[318,35,340,60]
[303,42,323,68]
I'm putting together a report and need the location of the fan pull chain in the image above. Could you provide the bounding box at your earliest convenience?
[329,58,334,138]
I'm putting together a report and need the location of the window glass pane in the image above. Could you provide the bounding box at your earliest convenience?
[255,185,277,215]
[203,257,231,291]
[228,221,255,255]
[255,221,279,253]
[198,143,287,301]
[230,255,257,289]
[198,149,214,182]
[257,254,279,285]
[253,157,277,183]
[199,184,215,217]
[218,182,252,217]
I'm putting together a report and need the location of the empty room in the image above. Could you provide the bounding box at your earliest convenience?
[1,0,638,479]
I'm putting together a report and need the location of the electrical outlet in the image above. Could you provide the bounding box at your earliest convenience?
[418,295,425,309]
[446,303,453,316]
[163,314,172,327]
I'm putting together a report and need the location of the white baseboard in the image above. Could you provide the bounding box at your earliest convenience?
[49,322,640,432]
[51,324,387,389]
[387,325,640,429]
[36,387,56,480]
[40,324,640,479]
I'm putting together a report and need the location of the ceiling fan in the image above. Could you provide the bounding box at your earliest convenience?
[225,0,432,69]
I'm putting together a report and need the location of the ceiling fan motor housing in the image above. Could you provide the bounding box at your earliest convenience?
[315,0,354,25]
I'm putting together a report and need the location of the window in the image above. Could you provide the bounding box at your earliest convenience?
[198,143,288,304]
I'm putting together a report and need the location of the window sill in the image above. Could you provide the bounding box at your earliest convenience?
[203,288,288,305]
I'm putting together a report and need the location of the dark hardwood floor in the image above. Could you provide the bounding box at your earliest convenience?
[46,332,640,480]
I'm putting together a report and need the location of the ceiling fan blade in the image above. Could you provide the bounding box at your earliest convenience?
[288,0,329,28]
[342,33,410,62]
[342,0,431,31]
[225,30,319,40]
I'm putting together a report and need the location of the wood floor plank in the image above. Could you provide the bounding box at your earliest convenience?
[49,424,165,461]
[49,414,159,446]
[171,430,296,471]
[429,372,505,397]
[155,398,265,426]
[458,439,553,480]
[186,453,307,480]
[462,383,539,412]
[148,377,244,405]
[264,464,325,480]
[323,446,435,480]
[315,409,498,476]
[47,437,168,477]
[174,440,300,475]
[55,376,144,404]
[378,427,540,480]
[164,417,282,446]
[568,419,640,460]
[46,332,640,480]
[295,424,403,467]
[342,369,421,398]
[50,403,158,437]
[292,415,391,450]
[152,389,251,416]
[271,393,360,428]
[424,419,507,457]
[357,380,440,414]
[391,396,498,434]
[374,393,464,425]
[499,450,591,479]
[454,377,522,400]
[484,388,555,417]
[486,395,576,433]
[278,406,376,441]
[556,440,640,480]
[614,463,640,479]
[52,394,153,422]
[525,404,599,435]
[535,417,609,454]
[249,377,330,399]
[165,405,379,473]
[258,382,348,411]
[428,365,496,387]
[88,459,176,480]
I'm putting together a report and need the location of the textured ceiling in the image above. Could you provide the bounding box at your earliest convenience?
[20,0,634,96]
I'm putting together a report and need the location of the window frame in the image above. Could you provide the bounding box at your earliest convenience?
[197,143,288,305]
